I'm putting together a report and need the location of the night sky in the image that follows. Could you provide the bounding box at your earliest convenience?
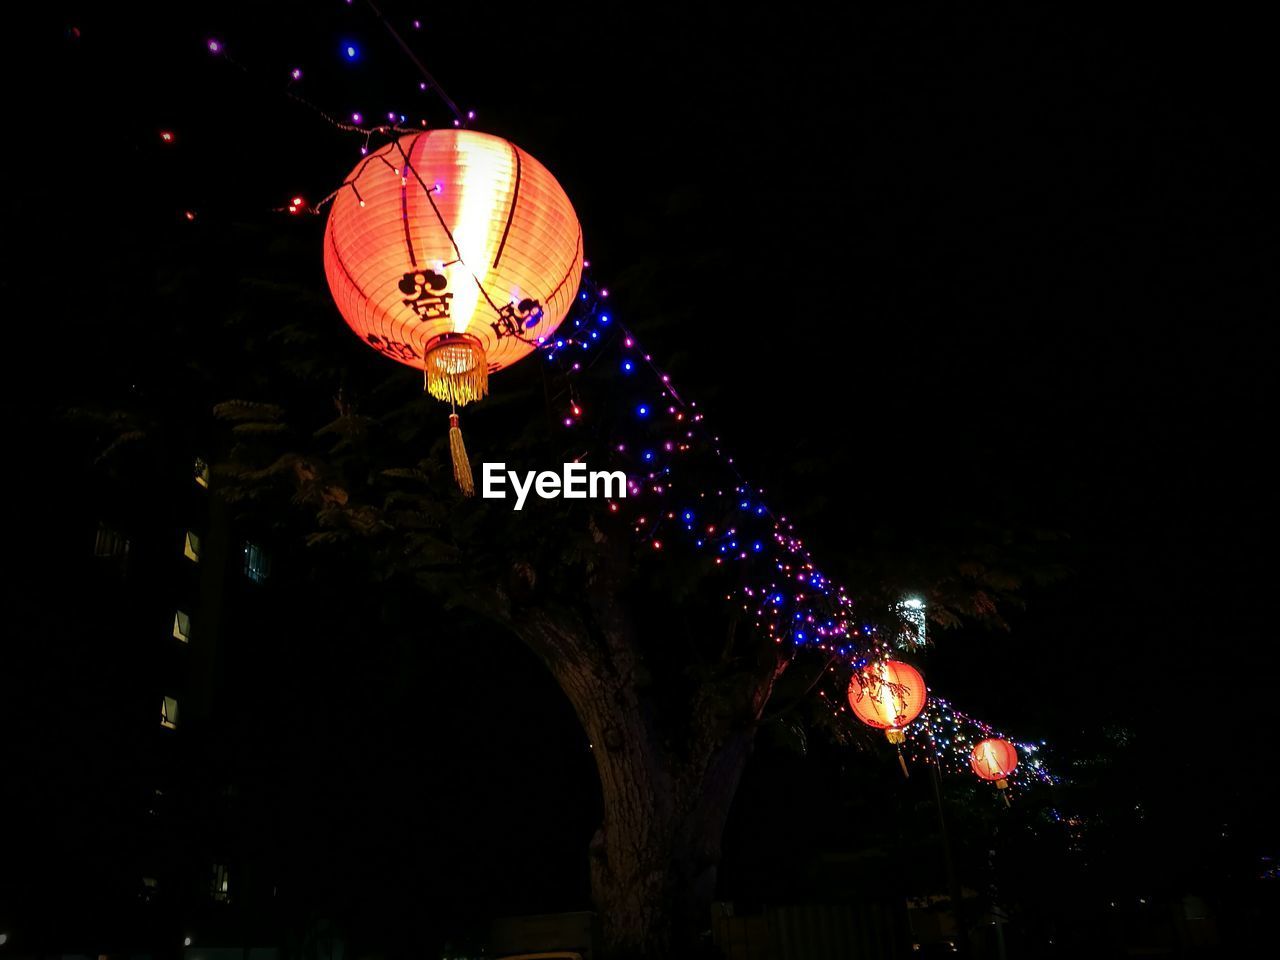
[3,0,1276,950]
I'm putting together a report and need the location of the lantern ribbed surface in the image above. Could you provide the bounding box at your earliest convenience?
[970,738,1018,781]
[847,659,928,732]
[324,129,583,383]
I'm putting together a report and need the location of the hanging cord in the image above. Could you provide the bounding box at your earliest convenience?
[209,42,418,144]
[362,0,466,126]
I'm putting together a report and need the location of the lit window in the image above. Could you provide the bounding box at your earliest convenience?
[898,597,927,648]
[94,523,130,558]
[173,610,191,643]
[212,863,230,902]
[161,696,179,729]
[243,541,271,583]
[194,456,210,488]
[183,530,202,563]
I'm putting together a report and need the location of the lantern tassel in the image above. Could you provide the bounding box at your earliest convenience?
[424,335,489,406]
[997,778,1012,807]
[448,412,475,497]
[898,747,910,779]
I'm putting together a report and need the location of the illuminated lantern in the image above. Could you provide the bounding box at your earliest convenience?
[970,737,1018,792]
[324,129,583,494]
[847,659,927,743]
[848,659,926,777]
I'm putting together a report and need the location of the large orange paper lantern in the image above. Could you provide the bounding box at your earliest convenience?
[323,129,583,493]
[970,737,1018,790]
[847,659,927,745]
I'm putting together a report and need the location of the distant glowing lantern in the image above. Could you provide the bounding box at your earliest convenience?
[971,737,1018,792]
[847,659,927,744]
[323,129,583,494]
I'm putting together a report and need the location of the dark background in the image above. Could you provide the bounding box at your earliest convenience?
[1,1,1275,953]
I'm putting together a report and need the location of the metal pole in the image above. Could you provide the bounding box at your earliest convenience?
[930,759,970,958]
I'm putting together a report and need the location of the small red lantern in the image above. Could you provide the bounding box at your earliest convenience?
[971,737,1018,791]
[847,659,927,745]
[324,129,583,494]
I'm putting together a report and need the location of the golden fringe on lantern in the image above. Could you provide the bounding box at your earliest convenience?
[448,413,475,497]
[424,335,489,406]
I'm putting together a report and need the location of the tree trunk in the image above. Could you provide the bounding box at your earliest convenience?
[511,605,777,960]
[588,726,755,960]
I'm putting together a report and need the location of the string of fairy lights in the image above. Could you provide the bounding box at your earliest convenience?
[544,278,872,654]
[912,696,1057,786]
[159,4,1059,792]
[538,276,1058,791]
